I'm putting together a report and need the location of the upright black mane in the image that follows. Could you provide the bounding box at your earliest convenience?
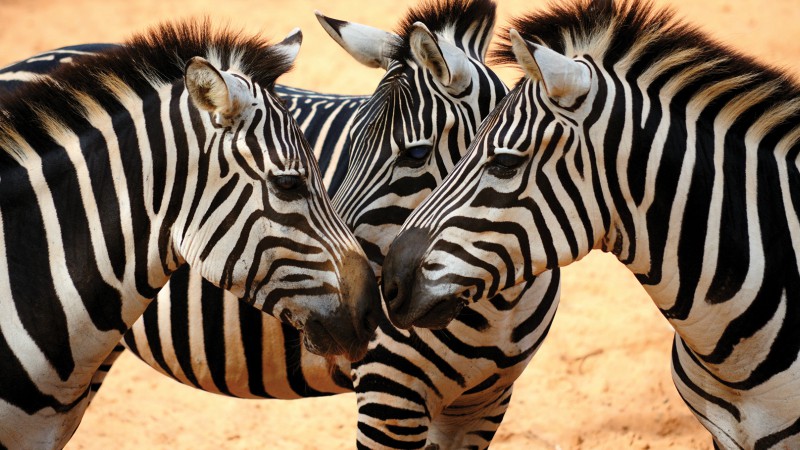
[492,0,702,65]
[491,0,800,139]
[0,19,293,150]
[389,0,497,62]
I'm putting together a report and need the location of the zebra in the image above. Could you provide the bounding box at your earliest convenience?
[0,40,371,399]
[1,1,559,448]
[382,0,800,448]
[318,5,560,448]
[0,21,381,449]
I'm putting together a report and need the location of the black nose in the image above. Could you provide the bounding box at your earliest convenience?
[381,227,430,325]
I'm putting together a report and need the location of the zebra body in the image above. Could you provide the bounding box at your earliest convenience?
[0,23,380,449]
[384,1,800,448]
[0,2,559,448]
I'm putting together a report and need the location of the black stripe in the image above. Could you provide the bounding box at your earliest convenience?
[0,327,66,414]
[754,415,800,450]
[357,422,426,450]
[512,269,560,343]
[601,70,637,264]
[198,173,239,229]
[199,183,253,262]
[534,123,580,260]
[555,133,595,246]
[282,323,326,397]
[145,81,168,214]
[157,83,191,272]
[581,57,611,234]
[1,161,75,380]
[238,300,272,398]
[167,266,201,388]
[179,109,212,241]
[200,277,231,395]
[707,128,750,303]
[40,135,126,335]
[78,120,126,280]
[671,339,740,420]
[140,295,177,379]
[114,92,159,299]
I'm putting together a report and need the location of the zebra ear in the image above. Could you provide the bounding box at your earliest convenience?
[409,22,473,94]
[185,57,251,127]
[509,29,591,108]
[315,10,397,69]
[272,27,303,65]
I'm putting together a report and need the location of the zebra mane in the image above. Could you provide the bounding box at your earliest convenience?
[0,19,293,154]
[491,0,800,144]
[388,0,497,62]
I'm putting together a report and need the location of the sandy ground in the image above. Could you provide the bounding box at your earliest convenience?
[1,0,799,448]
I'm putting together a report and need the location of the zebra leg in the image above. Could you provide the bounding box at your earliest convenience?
[425,385,514,450]
[355,373,433,450]
[87,343,126,404]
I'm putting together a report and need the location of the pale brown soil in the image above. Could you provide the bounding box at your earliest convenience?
[1,0,798,448]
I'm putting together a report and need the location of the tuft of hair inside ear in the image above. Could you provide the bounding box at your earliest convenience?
[199,75,230,111]
[411,30,450,82]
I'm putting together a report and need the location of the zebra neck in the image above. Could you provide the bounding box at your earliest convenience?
[619,107,800,383]
[42,79,198,328]
[0,80,203,407]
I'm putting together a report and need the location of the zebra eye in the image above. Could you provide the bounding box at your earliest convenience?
[407,145,432,159]
[493,153,525,168]
[488,153,525,178]
[397,144,433,168]
[271,174,303,191]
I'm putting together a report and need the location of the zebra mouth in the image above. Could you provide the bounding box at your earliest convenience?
[302,319,369,362]
[409,297,465,329]
[302,321,344,356]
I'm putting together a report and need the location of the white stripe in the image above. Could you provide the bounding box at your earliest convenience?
[0,71,50,82]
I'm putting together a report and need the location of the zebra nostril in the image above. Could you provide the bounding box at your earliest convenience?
[383,281,399,305]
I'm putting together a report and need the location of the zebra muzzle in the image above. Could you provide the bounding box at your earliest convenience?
[300,250,381,361]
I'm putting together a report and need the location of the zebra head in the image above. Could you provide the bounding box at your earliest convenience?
[316,0,507,279]
[174,28,380,360]
[381,10,608,329]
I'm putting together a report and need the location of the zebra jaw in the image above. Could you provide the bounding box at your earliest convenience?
[387,285,470,330]
[303,319,369,362]
[277,308,369,362]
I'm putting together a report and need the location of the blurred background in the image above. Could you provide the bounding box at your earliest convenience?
[2,0,798,448]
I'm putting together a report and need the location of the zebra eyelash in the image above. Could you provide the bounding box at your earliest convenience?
[486,149,527,178]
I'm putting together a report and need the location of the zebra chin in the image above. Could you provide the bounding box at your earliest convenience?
[301,317,371,362]
[386,292,466,330]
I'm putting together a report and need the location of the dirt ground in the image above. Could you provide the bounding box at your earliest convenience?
[1,0,798,448]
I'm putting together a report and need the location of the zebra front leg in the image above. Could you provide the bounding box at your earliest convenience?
[87,343,126,404]
[426,386,514,450]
